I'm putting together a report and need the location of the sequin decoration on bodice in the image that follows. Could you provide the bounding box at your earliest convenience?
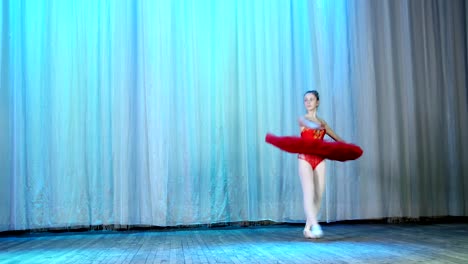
[300,127,326,140]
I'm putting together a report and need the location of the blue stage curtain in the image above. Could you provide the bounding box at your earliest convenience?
[1,0,467,231]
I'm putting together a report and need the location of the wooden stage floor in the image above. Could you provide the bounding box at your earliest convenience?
[1,222,467,263]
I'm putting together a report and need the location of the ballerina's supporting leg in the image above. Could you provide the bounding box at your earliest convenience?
[298,159,326,238]
[312,161,326,237]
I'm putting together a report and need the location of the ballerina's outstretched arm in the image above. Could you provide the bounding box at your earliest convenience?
[317,118,345,142]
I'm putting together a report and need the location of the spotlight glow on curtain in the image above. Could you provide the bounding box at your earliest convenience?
[1,0,467,231]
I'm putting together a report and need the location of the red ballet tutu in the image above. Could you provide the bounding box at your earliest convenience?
[265,133,363,161]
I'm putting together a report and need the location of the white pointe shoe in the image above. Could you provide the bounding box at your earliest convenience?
[311,225,323,238]
[303,228,314,239]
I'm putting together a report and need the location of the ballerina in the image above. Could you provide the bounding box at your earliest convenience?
[265,90,362,239]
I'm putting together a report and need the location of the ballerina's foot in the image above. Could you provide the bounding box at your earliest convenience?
[303,228,314,239]
[303,225,324,239]
[312,225,323,238]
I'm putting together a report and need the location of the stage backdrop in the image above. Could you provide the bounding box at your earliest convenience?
[1,0,467,231]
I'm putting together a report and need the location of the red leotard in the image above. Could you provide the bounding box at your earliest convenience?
[298,127,326,169]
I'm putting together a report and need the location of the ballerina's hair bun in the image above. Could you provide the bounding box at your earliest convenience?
[304,90,319,101]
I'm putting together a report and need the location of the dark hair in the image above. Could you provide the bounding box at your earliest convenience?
[304,90,319,101]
